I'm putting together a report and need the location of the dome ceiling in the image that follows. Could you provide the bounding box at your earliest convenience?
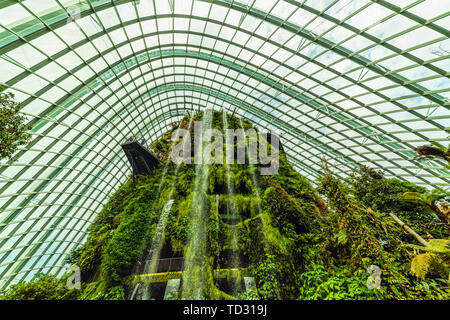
[0,0,448,288]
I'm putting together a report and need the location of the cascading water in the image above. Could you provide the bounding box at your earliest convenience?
[239,118,263,215]
[141,199,174,300]
[132,113,276,299]
[139,117,197,300]
[129,282,141,301]
[181,109,213,300]
[222,111,242,296]
[130,116,193,300]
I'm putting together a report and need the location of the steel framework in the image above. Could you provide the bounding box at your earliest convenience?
[0,0,448,289]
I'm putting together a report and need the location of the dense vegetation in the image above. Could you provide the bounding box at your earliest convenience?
[0,85,31,159]
[0,274,78,300]
[1,111,448,300]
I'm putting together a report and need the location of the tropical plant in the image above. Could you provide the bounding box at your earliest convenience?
[9,112,449,301]
[405,239,450,257]
[410,252,448,280]
[400,188,449,224]
[0,85,31,159]
[414,141,450,167]
[348,165,447,238]
[297,264,376,300]
[0,274,79,300]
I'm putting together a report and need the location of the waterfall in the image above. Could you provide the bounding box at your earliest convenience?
[130,116,193,300]
[222,110,242,296]
[141,199,174,300]
[239,118,263,215]
[181,109,213,299]
[129,282,141,300]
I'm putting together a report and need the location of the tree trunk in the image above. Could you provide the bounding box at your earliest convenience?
[387,212,430,247]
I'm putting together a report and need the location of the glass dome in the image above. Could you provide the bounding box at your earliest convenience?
[0,0,448,289]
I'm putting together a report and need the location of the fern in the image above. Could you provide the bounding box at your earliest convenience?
[404,239,450,257]
[335,229,348,245]
[410,252,448,280]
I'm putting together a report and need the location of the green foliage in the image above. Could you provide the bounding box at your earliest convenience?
[410,253,448,280]
[165,195,192,251]
[64,246,83,265]
[349,166,426,213]
[401,189,448,207]
[239,209,305,300]
[175,164,195,198]
[262,180,312,234]
[67,169,165,290]
[0,274,79,300]
[315,168,449,300]
[348,165,447,238]
[207,196,220,255]
[400,188,449,223]
[21,111,448,301]
[100,200,155,287]
[218,194,258,219]
[405,239,450,256]
[317,173,351,211]
[103,286,125,300]
[298,264,376,300]
[270,151,315,198]
[251,253,279,300]
[318,173,385,267]
[0,85,31,159]
[238,287,259,300]
[209,164,226,194]
[66,175,153,280]
[232,166,253,194]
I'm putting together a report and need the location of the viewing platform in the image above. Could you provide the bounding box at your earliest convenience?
[121,140,160,175]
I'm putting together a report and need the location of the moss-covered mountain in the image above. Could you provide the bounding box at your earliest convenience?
[2,111,448,300]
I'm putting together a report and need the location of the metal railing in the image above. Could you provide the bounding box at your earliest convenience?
[156,257,185,273]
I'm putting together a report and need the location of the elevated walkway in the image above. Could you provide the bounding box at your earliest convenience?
[121,141,160,175]
[138,268,248,284]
